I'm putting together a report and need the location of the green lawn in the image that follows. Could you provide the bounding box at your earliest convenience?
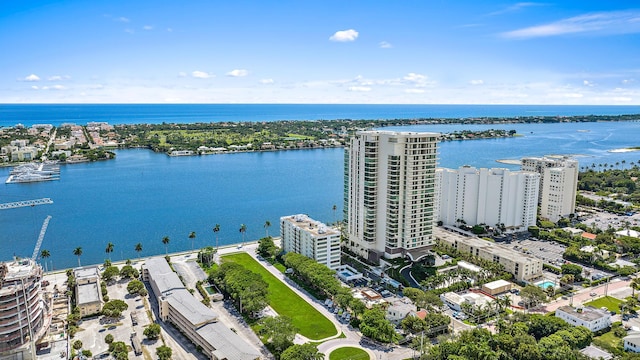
[329,347,370,360]
[584,296,622,313]
[223,253,337,340]
[593,330,624,355]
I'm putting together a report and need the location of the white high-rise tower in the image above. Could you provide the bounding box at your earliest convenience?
[521,156,579,222]
[344,130,439,263]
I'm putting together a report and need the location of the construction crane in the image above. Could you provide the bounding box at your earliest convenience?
[0,198,53,210]
[31,216,52,261]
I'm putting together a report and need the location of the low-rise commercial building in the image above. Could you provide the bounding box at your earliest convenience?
[143,257,260,360]
[385,298,416,325]
[440,292,490,312]
[74,266,103,317]
[436,227,543,282]
[481,279,512,296]
[280,214,341,270]
[555,306,611,332]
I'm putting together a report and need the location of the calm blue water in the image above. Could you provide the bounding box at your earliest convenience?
[0,104,638,127]
[1,105,639,269]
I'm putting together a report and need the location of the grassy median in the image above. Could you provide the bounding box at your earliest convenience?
[223,252,337,340]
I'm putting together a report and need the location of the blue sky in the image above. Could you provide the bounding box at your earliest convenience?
[1,0,639,104]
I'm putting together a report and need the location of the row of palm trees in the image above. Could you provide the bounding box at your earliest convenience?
[43,220,276,270]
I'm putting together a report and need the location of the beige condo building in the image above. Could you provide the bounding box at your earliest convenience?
[436,227,542,282]
[344,130,439,263]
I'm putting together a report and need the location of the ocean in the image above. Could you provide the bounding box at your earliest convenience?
[0,104,639,269]
[1,104,638,127]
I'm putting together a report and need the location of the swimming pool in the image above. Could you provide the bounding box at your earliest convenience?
[341,271,355,278]
[537,280,555,289]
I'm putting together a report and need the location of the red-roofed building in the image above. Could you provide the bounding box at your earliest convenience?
[411,309,428,320]
[582,232,597,241]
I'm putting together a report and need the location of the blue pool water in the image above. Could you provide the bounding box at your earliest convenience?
[537,281,556,289]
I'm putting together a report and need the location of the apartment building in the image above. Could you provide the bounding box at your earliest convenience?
[143,257,260,360]
[521,156,579,222]
[435,166,539,232]
[280,214,341,270]
[0,259,49,360]
[344,130,439,263]
[555,305,611,332]
[73,266,103,317]
[436,227,542,282]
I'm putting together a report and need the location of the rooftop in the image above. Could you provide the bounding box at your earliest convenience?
[74,266,100,280]
[483,279,512,290]
[144,257,185,295]
[281,214,339,237]
[435,228,541,265]
[198,322,261,360]
[166,289,218,327]
[77,282,101,305]
[557,306,610,322]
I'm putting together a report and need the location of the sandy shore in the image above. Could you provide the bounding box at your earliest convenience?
[609,148,640,153]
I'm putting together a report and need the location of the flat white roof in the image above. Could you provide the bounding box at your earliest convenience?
[483,279,512,290]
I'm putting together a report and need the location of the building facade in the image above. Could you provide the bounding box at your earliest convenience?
[555,305,611,332]
[0,259,49,360]
[344,130,439,263]
[435,166,539,232]
[280,214,341,270]
[436,228,543,282]
[521,156,578,222]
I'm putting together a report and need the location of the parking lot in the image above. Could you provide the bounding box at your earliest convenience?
[73,278,156,359]
[581,208,640,232]
[510,239,566,266]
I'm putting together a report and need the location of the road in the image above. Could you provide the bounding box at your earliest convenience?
[536,278,630,313]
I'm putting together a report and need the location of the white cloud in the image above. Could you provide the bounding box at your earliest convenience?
[31,86,39,90]
[259,79,274,84]
[227,69,249,77]
[379,41,393,48]
[469,79,484,85]
[50,85,66,90]
[489,2,542,16]
[329,29,359,42]
[403,73,426,82]
[348,86,371,92]
[143,25,153,30]
[125,29,135,34]
[401,73,435,87]
[33,85,66,91]
[502,10,640,38]
[24,74,40,82]
[405,89,425,94]
[48,75,70,81]
[178,72,187,78]
[192,71,213,79]
[116,17,130,23]
[583,80,594,86]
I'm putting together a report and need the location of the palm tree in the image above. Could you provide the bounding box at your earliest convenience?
[40,249,50,272]
[135,243,143,260]
[213,224,220,250]
[162,236,170,255]
[189,231,196,251]
[239,224,247,246]
[105,242,114,261]
[332,204,337,224]
[73,247,83,267]
[264,221,271,238]
[631,277,640,298]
